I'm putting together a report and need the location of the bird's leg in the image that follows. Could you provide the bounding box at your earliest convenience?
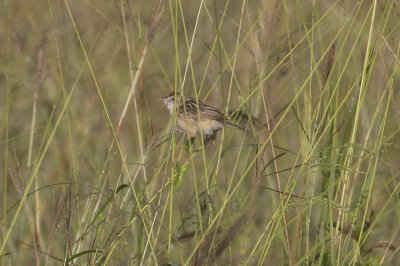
[184,135,196,153]
[174,126,198,153]
[204,131,217,146]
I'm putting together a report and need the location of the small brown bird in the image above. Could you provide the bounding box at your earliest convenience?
[160,92,242,139]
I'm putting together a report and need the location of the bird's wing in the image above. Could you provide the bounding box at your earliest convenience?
[180,98,225,121]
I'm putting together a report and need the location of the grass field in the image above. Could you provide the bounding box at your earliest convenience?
[1,0,400,265]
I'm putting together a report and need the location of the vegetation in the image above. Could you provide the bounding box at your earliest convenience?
[1,0,400,264]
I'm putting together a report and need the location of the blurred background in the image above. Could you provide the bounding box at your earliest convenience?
[1,0,400,264]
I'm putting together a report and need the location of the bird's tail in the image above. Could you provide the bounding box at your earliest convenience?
[225,121,245,131]
[226,102,291,133]
[226,109,254,131]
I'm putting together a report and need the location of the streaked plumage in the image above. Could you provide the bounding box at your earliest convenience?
[160,92,240,137]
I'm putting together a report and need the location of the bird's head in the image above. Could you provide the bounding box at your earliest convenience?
[160,92,182,114]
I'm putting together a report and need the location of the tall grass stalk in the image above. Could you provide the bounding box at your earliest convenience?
[1,0,400,264]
